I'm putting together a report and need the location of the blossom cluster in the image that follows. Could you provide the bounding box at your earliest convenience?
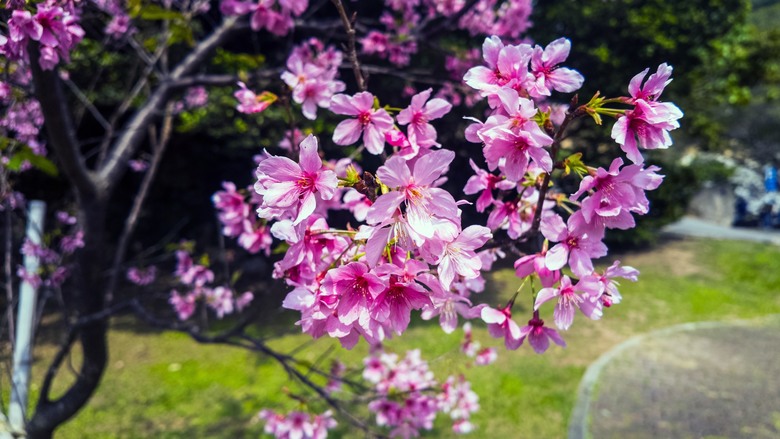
[252,133,492,349]
[220,0,308,36]
[257,409,337,439]
[257,349,480,437]
[281,39,346,120]
[2,1,85,70]
[168,246,254,320]
[453,36,680,352]
[213,182,274,255]
[17,211,83,289]
[359,0,533,68]
[213,33,684,360]
[363,349,480,436]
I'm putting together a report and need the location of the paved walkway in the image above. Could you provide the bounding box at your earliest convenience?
[662,216,780,245]
[569,219,780,438]
[569,317,780,439]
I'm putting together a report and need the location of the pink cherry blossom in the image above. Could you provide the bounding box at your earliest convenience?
[463,36,533,98]
[331,91,394,155]
[529,38,584,97]
[475,347,497,366]
[371,264,432,335]
[425,225,492,290]
[611,64,683,163]
[571,158,664,235]
[212,182,250,237]
[366,150,459,239]
[254,135,338,225]
[481,304,522,350]
[127,266,157,286]
[322,262,387,329]
[514,251,561,288]
[234,82,276,114]
[207,286,235,318]
[418,273,482,334]
[396,88,452,148]
[463,159,516,213]
[534,275,603,330]
[169,290,197,320]
[480,122,553,182]
[541,213,607,277]
[518,316,566,354]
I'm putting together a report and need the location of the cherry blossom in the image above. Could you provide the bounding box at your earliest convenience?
[396,88,452,148]
[331,91,394,155]
[254,135,338,225]
[518,316,566,354]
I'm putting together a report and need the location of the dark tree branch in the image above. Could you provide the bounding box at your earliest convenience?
[356,64,448,86]
[331,0,367,91]
[415,0,481,40]
[98,16,244,192]
[36,328,78,406]
[96,43,167,167]
[125,298,380,436]
[168,69,282,89]
[105,104,174,304]
[29,45,98,199]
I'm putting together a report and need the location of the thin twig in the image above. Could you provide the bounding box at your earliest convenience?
[517,101,587,241]
[331,0,367,91]
[2,175,15,344]
[105,104,175,304]
[96,41,168,167]
[98,16,244,191]
[63,78,112,131]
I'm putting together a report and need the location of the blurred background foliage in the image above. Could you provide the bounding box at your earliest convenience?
[16,0,780,253]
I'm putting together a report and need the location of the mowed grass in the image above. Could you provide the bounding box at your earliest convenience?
[8,237,780,438]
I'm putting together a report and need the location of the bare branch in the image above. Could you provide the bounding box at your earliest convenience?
[63,78,112,132]
[415,0,481,39]
[37,328,78,405]
[168,69,282,89]
[98,16,244,192]
[356,64,448,86]
[96,40,168,166]
[104,103,175,304]
[331,0,367,91]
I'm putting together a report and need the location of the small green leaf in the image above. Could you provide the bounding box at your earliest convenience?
[230,269,243,286]
[272,242,290,255]
[140,5,185,21]
[7,146,59,177]
[563,152,589,177]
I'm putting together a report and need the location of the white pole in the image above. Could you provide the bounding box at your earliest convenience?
[7,200,46,437]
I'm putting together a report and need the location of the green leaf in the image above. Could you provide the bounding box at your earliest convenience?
[128,0,142,18]
[139,5,185,21]
[563,152,589,177]
[170,21,195,46]
[230,270,243,286]
[272,242,290,255]
[6,146,59,177]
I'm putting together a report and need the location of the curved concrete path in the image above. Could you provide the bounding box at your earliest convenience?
[662,216,780,245]
[569,317,780,439]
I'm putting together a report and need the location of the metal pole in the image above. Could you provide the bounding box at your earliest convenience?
[7,200,46,437]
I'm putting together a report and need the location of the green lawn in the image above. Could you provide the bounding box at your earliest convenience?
[12,237,780,438]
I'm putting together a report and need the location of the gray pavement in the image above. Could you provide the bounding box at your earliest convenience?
[662,216,780,245]
[569,317,780,439]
